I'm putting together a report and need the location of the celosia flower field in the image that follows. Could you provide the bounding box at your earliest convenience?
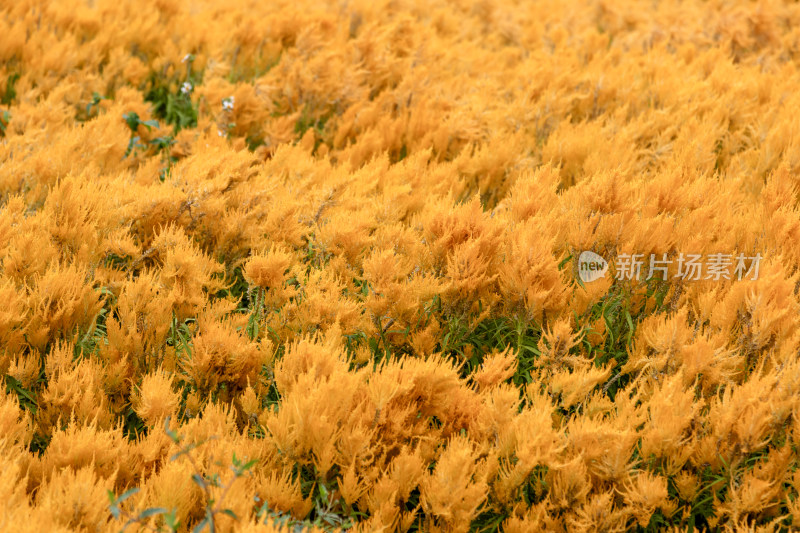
[2,0,800,531]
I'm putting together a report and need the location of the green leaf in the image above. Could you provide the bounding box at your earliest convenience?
[191,517,209,533]
[123,112,140,131]
[192,473,207,489]
[86,92,105,115]
[557,253,573,271]
[602,313,615,345]
[116,487,140,504]
[137,507,169,519]
[108,487,139,521]
[164,509,181,531]
[220,509,239,520]
[1,72,20,105]
[4,374,37,413]
[1,110,11,135]
[625,309,634,343]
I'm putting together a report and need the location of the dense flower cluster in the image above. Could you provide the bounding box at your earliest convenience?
[2,0,800,531]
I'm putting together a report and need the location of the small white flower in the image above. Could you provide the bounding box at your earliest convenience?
[222,96,235,111]
[182,53,193,63]
[217,129,225,137]
[181,82,193,95]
